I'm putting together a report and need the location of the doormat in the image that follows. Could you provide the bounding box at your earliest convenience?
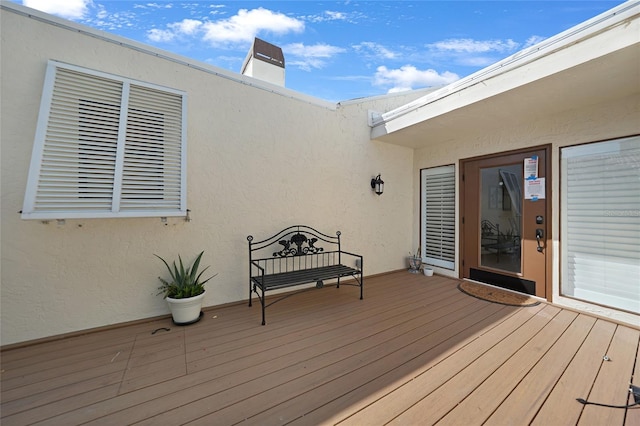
[458,281,541,307]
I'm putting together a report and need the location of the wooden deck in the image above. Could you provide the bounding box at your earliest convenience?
[1,272,639,425]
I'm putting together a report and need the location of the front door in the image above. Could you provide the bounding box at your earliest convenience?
[461,146,550,298]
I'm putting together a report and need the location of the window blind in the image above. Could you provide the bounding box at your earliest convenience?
[421,165,456,270]
[22,61,187,219]
[561,136,640,313]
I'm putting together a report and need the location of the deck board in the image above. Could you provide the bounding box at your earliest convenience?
[628,340,640,425]
[483,313,597,425]
[579,325,640,425]
[437,309,579,425]
[1,272,638,426]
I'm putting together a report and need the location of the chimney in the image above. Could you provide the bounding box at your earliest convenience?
[241,37,285,87]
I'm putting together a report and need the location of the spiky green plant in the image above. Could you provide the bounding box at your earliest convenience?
[155,251,216,299]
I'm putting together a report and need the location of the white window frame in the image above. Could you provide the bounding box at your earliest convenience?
[560,136,640,314]
[21,60,187,220]
[421,165,456,270]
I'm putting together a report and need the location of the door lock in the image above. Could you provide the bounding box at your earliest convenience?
[536,229,544,253]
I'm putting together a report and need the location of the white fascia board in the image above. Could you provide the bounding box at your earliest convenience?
[371,0,640,138]
[0,1,337,111]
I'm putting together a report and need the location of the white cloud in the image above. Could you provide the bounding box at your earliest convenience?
[374,65,459,93]
[23,0,90,19]
[285,43,346,71]
[285,43,344,58]
[147,28,176,43]
[524,35,547,48]
[428,38,520,54]
[202,8,304,44]
[422,37,524,69]
[172,19,203,35]
[134,3,173,10]
[352,42,398,60]
[147,19,203,42]
[146,8,304,46]
[305,10,351,23]
[325,11,347,20]
[87,5,138,31]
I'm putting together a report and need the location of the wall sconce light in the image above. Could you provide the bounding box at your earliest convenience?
[371,174,384,195]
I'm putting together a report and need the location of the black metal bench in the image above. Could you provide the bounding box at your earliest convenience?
[247,225,363,325]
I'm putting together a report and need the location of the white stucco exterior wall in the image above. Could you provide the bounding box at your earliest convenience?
[0,5,425,346]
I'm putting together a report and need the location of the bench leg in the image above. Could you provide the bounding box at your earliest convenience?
[248,282,252,307]
[261,286,266,325]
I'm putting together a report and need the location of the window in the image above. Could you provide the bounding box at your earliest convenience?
[421,165,456,270]
[561,136,640,313]
[22,61,187,219]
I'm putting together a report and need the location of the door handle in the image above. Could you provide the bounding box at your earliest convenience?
[536,229,544,253]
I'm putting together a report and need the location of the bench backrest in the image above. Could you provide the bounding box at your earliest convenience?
[248,225,342,275]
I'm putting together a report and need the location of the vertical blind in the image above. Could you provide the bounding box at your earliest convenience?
[22,61,186,219]
[421,165,456,270]
[561,136,640,313]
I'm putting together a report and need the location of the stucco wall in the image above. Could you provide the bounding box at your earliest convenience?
[0,6,421,346]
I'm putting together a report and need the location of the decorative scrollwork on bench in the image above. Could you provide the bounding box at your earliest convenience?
[273,232,324,257]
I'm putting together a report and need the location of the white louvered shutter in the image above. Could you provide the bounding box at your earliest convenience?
[421,165,456,269]
[120,85,184,212]
[561,136,640,313]
[22,61,186,219]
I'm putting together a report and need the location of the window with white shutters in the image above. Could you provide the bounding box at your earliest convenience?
[21,61,187,220]
[421,165,456,270]
[561,136,640,313]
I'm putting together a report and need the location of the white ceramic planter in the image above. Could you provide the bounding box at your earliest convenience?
[423,267,434,277]
[166,291,205,325]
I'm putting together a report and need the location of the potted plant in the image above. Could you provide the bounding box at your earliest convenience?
[155,251,216,325]
[408,247,422,274]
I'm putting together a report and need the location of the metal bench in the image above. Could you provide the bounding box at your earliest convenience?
[247,225,363,325]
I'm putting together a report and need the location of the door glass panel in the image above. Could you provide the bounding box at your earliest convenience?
[480,164,523,273]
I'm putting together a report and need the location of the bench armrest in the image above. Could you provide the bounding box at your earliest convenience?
[339,250,363,269]
[250,260,265,274]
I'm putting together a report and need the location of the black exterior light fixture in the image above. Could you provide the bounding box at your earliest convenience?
[371,174,384,195]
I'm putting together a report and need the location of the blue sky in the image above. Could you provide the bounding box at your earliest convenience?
[16,0,625,101]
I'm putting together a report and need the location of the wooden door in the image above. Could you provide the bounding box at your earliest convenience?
[461,146,550,298]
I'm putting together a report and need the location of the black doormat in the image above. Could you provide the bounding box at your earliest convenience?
[469,268,536,295]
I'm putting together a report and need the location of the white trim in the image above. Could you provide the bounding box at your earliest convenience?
[22,61,58,215]
[111,81,130,213]
[180,95,188,212]
[421,165,456,271]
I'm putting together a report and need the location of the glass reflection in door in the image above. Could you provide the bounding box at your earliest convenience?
[480,164,522,273]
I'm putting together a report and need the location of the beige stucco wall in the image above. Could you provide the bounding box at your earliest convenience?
[413,94,640,325]
[0,6,424,346]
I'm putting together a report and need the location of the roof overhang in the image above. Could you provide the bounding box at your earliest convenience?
[370,1,640,148]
